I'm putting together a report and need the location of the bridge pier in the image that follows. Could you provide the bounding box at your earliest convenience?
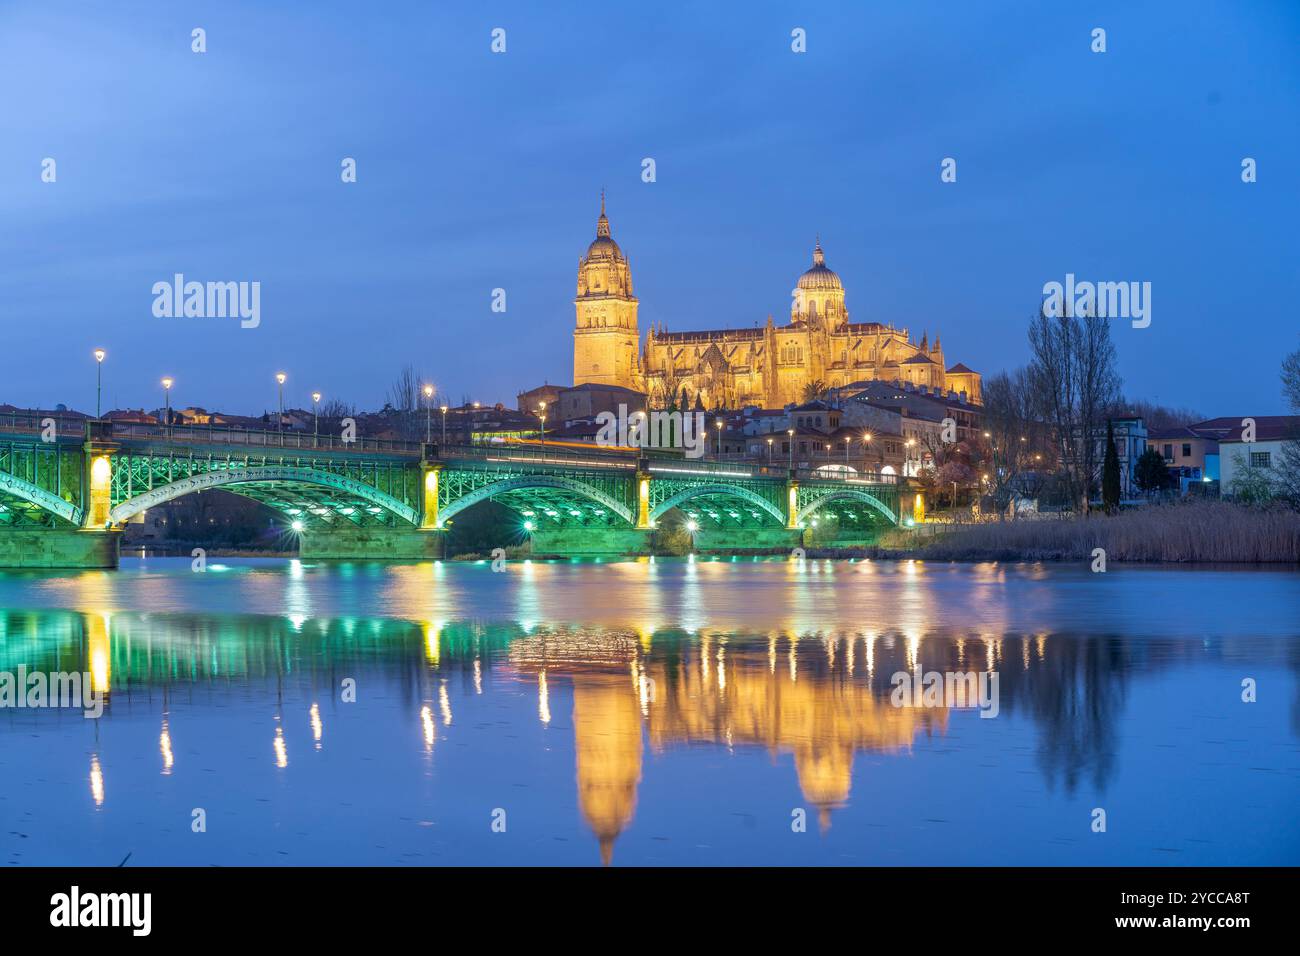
[529,528,653,557]
[692,527,804,554]
[299,526,444,561]
[0,529,120,569]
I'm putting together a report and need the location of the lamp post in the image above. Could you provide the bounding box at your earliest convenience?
[536,402,546,446]
[845,437,850,467]
[275,372,286,443]
[312,391,321,445]
[93,349,106,419]
[715,419,723,456]
[440,404,449,446]
[161,377,173,436]
[423,385,434,443]
[787,428,794,470]
[766,437,773,462]
[862,432,873,476]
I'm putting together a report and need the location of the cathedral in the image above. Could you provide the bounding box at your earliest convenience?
[572,196,982,409]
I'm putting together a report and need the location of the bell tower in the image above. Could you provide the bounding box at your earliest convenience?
[573,193,640,388]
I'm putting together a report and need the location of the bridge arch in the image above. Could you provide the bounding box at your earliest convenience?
[438,474,635,527]
[107,465,420,526]
[0,472,83,526]
[795,488,897,526]
[650,483,786,526]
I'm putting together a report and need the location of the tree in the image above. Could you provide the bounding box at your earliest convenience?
[936,460,975,508]
[802,380,829,403]
[1124,399,1203,431]
[387,365,432,441]
[1276,344,1300,507]
[1228,451,1277,504]
[1101,419,1121,511]
[1134,447,1169,494]
[980,366,1047,514]
[1027,303,1121,513]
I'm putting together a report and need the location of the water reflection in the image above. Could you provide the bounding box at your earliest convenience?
[2,595,1295,867]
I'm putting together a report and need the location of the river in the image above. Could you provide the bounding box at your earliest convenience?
[0,556,1296,866]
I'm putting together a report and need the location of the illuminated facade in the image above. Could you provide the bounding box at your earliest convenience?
[572,199,983,409]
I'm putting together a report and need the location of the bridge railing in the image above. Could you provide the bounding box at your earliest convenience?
[437,442,640,469]
[106,422,425,455]
[0,412,91,437]
[794,467,899,485]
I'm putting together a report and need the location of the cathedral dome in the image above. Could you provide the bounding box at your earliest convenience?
[797,240,842,291]
[584,192,625,262]
[585,234,624,261]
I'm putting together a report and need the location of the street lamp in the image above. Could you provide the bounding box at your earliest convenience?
[161,377,173,435]
[536,402,546,446]
[766,437,773,462]
[787,428,794,470]
[312,391,322,444]
[715,419,723,456]
[423,385,434,443]
[440,404,449,446]
[275,372,287,441]
[93,349,106,419]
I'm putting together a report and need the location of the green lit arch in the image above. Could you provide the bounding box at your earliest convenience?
[650,483,786,526]
[107,465,419,526]
[438,474,635,527]
[795,488,897,526]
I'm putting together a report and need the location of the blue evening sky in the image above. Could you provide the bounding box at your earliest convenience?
[2,1,1297,416]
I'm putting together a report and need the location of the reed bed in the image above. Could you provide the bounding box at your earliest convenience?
[892,501,1300,563]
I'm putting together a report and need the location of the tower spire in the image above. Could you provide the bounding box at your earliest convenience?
[597,189,610,238]
[812,235,824,266]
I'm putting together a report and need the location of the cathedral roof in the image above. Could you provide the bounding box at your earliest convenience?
[901,353,937,364]
[946,363,977,374]
[796,239,843,291]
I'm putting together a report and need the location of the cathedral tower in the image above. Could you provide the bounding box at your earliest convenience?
[573,193,640,388]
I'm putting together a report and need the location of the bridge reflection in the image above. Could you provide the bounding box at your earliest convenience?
[0,606,1189,864]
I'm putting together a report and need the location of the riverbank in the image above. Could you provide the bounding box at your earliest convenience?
[852,500,1300,564]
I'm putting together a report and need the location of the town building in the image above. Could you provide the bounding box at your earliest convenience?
[1212,416,1299,498]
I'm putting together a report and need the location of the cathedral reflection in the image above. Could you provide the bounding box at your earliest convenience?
[509,628,949,861]
[0,608,1159,866]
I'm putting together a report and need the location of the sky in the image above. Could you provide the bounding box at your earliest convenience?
[2,1,1298,417]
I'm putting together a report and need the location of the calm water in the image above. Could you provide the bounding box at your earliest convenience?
[0,556,1296,866]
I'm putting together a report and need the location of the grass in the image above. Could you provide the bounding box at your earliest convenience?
[874,500,1300,564]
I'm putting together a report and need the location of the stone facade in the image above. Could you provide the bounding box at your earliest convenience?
[572,199,982,410]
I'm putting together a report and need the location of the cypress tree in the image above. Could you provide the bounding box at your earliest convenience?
[1102,419,1122,512]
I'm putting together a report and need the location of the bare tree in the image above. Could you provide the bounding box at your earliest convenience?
[1277,344,1300,507]
[1028,305,1120,513]
[981,367,1045,513]
[387,364,433,441]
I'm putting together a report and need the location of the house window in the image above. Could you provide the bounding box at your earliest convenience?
[1182,443,1191,458]
[1162,444,1172,459]
[1250,451,1272,468]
